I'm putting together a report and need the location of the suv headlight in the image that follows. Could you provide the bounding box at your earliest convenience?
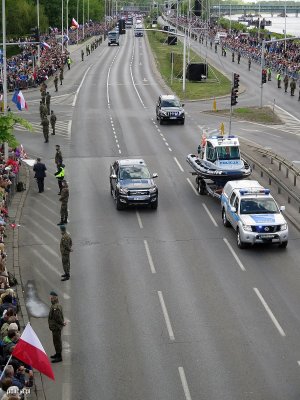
[160,110,167,116]
[242,224,252,232]
[149,186,157,194]
[119,187,128,195]
[280,223,288,231]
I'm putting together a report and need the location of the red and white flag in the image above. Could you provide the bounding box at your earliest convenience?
[71,17,79,29]
[12,323,55,380]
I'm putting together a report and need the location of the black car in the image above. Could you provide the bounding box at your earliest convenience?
[110,159,158,210]
[156,94,185,125]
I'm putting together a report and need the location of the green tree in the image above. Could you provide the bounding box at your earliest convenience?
[0,113,32,148]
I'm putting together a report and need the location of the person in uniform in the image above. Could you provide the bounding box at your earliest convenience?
[81,49,84,61]
[283,74,289,92]
[55,144,63,167]
[290,78,296,96]
[231,52,235,62]
[33,157,47,193]
[41,116,50,143]
[237,51,241,64]
[59,225,73,281]
[267,67,272,81]
[48,291,65,363]
[59,68,64,85]
[248,58,251,71]
[46,92,51,115]
[50,110,57,135]
[67,56,71,70]
[39,101,45,120]
[41,89,46,104]
[276,72,281,88]
[55,163,65,194]
[58,180,69,225]
[54,74,58,92]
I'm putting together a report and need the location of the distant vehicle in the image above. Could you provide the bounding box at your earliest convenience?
[214,31,227,44]
[110,159,158,210]
[108,30,119,46]
[156,94,185,125]
[134,24,144,37]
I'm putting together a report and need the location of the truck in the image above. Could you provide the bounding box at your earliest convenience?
[221,180,288,249]
[108,30,119,46]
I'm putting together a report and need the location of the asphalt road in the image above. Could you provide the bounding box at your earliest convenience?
[16,29,300,400]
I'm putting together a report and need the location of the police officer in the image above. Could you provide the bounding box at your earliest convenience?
[41,116,50,143]
[48,291,65,363]
[46,92,51,115]
[290,78,296,96]
[267,67,272,81]
[67,56,71,70]
[55,163,65,194]
[232,52,235,62]
[59,68,64,85]
[33,157,47,193]
[237,51,241,64]
[81,49,84,61]
[283,74,289,92]
[58,180,69,225]
[60,225,73,281]
[55,144,63,167]
[276,72,282,88]
[50,110,57,135]
[39,101,45,120]
[54,74,58,92]
[41,89,46,104]
[248,58,251,71]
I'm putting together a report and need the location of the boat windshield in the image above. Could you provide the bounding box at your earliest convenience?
[120,165,151,180]
[217,146,240,160]
[240,198,279,214]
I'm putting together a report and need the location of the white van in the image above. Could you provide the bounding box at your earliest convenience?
[214,31,227,44]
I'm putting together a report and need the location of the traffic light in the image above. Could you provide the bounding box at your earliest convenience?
[231,88,238,106]
[262,69,267,84]
[233,73,240,89]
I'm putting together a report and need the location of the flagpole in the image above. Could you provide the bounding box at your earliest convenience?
[61,0,64,53]
[77,0,79,45]
[83,0,85,40]
[37,0,40,67]
[66,0,69,50]
[2,0,7,115]
[0,355,12,381]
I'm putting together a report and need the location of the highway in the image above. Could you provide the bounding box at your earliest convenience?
[15,28,300,400]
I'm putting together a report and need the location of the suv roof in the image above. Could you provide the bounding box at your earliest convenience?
[118,159,146,166]
[160,95,177,100]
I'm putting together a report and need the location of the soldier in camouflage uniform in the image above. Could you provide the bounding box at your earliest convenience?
[54,74,58,92]
[41,116,50,143]
[60,225,73,281]
[58,180,69,225]
[48,291,65,363]
[46,92,51,115]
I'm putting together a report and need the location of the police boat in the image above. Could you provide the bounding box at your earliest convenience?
[186,135,251,188]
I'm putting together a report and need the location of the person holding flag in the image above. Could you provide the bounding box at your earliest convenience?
[12,89,28,111]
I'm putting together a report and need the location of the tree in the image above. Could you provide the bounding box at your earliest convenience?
[0,113,33,148]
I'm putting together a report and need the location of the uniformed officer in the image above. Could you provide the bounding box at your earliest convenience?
[58,180,69,225]
[39,101,45,120]
[54,74,58,92]
[248,58,251,71]
[59,225,73,281]
[41,89,46,104]
[276,72,281,88]
[237,52,241,64]
[81,49,84,61]
[55,144,63,167]
[50,110,57,135]
[283,74,289,92]
[232,52,235,62]
[290,78,296,96]
[48,291,65,363]
[41,116,50,143]
[55,163,65,194]
[59,68,64,85]
[67,56,71,70]
[46,92,51,115]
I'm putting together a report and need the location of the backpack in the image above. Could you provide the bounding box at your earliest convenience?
[16,182,26,192]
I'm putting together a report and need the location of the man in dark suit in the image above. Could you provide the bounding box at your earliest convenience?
[33,157,47,193]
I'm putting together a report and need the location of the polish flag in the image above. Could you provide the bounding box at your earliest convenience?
[71,17,79,29]
[12,323,55,380]
[41,41,51,50]
[12,89,28,111]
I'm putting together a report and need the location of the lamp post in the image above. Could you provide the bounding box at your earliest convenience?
[83,0,85,39]
[37,0,40,67]
[66,0,69,49]
[284,0,287,50]
[61,0,64,51]
[88,0,89,23]
[2,0,7,115]
[77,0,80,44]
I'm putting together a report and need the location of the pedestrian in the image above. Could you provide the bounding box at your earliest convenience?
[50,110,57,135]
[54,163,65,194]
[81,49,84,61]
[86,44,89,56]
[276,72,281,88]
[59,68,64,85]
[223,48,226,57]
[59,225,73,281]
[214,43,217,53]
[267,67,272,81]
[41,89,46,105]
[290,78,296,96]
[54,74,58,92]
[221,46,224,56]
[232,52,235,62]
[237,52,241,64]
[41,116,50,143]
[55,144,63,167]
[58,180,69,225]
[48,291,65,363]
[45,92,51,115]
[39,101,45,120]
[283,74,289,92]
[248,58,251,71]
[67,56,71,70]
[33,157,47,193]
[298,86,300,101]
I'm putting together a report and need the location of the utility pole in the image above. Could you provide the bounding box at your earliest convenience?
[37,0,40,67]
[61,0,64,51]
[2,0,7,115]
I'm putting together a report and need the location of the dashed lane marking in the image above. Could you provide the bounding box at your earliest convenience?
[178,367,192,400]
[144,240,156,274]
[157,291,175,341]
[223,238,246,272]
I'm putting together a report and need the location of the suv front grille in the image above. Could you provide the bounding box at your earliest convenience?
[128,190,150,196]
[167,111,179,117]
[251,225,281,233]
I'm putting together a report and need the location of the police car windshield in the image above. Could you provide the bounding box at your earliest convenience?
[120,166,150,180]
[217,146,240,160]
[240,198,279,214]
[161,99,181,107]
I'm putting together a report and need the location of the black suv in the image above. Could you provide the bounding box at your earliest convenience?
[110,159,158,210]
[156,94,185,125]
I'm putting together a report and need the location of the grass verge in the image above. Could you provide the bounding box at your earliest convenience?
[207,106,282,124]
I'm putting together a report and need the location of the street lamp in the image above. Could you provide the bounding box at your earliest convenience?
[61,0,64,51]
[83,0,85,39]
[37,0,40,67]
[66,0,69,49]
[77,0,80,44]
[2,0,7,115]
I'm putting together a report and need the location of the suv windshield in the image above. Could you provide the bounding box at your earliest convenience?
[120,165,151,180]
[161,99,181,107]
[240,198,279,214]
[217,146,240,160]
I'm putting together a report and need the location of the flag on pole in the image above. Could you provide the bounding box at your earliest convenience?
[71,17,79,29]
[12,89,28,111]
[41,41,51,50]
[12,323,55,380]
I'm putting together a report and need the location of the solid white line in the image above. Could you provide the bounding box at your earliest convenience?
[253,287,286,337]
[223,238,246,271]
[202,203,218,227]
[174,157,184,172]
[178,367,192,400]
[62,383,71,399]
[129,38,146,108]
[157,291,175,341]
[274,104,300,123]
[67,120,72,136]
[186,178,199,196]
[72,65,92,106]
[144,240,156,274]
[136,210,143,229]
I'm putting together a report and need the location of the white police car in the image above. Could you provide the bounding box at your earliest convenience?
[221,180,288,249]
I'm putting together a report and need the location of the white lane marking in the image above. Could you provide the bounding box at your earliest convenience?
[157,291,175,341]
[174,157,184,172]
[178,367,192,400]
[144,240,156,274]
[162,137,166,141]
[136,210,143,229]
[62,383,71,399]
[63,319,71,335]
[67,120,72,136]
[118,149,122,154]
[33,266,70,299]
[129,38,146,108]
[223,238,246,271]
[72,65,92,107]
[202,203,218,227]
[297,361,300,367]
[253,287,286,337]
[186,178,199,196]
[106,49,120,106]
[168,147,172,152]
[274,104,300,123]
[261,131,280,138]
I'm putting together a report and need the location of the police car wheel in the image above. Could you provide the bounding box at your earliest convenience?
[222,209,230,227]
[237,229,246,249]
[279,241,288,249]
[159,117,163,125]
